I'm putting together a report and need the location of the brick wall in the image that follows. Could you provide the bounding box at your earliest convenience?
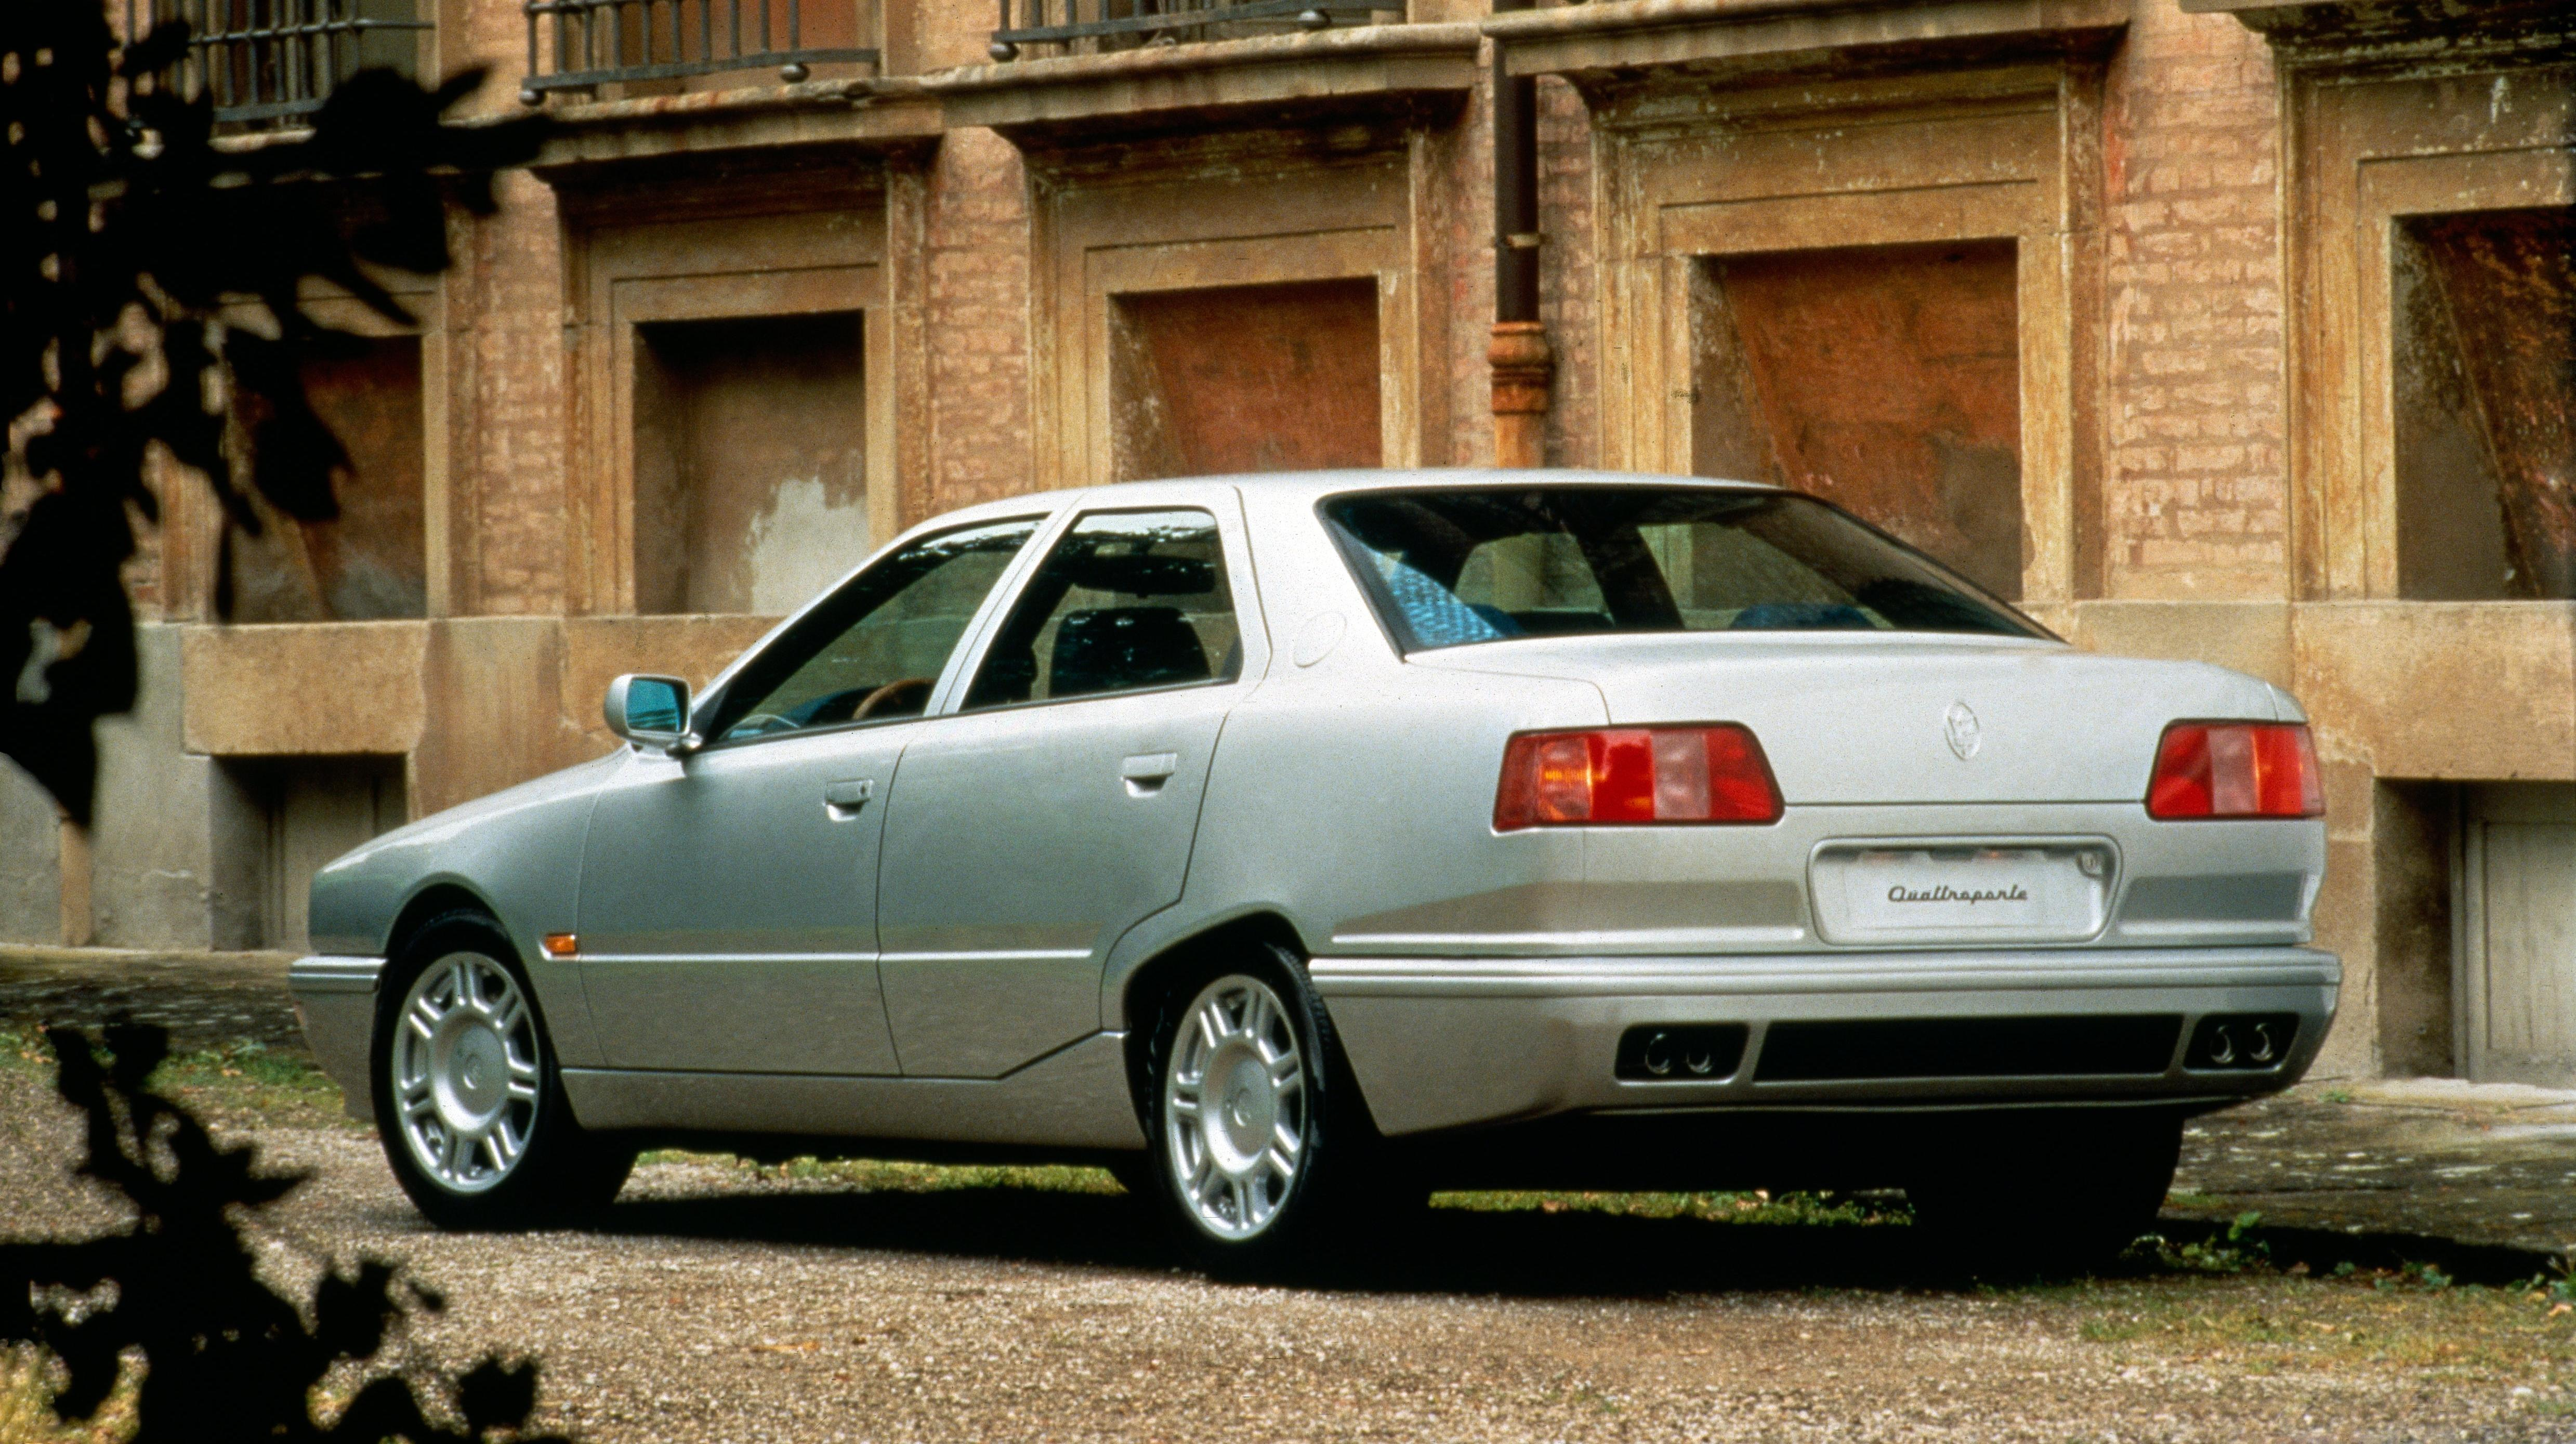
[923,127,1036,514]
[1438,54,1496,470]
[1535,74,1597,471]
[446,171,570,616]
[2101,1,2289,599]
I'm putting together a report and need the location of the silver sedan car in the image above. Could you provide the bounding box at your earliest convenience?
[291,471,2335,1269]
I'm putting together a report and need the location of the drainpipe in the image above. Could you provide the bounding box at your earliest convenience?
[1488,1,1552,469]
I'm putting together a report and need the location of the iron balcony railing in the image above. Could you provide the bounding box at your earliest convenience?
[520,0,882,104]
[988,1,1394,62]
[128,0,431,125]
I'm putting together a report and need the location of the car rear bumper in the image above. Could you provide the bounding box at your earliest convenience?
[288,955,382,1123]
[1308,945,2340,1136]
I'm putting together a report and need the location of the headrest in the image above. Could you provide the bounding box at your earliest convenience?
[1050,607,1212,699]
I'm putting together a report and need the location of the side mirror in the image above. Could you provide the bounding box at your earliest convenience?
[604,674,693,753]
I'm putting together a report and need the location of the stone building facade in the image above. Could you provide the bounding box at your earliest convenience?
[4,0,2570,1085]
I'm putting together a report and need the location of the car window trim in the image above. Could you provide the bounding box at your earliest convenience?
[693,508,1067,753]
[938,494,1258,718]
[919,497,1092,718]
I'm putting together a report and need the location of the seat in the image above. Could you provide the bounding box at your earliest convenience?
[1048,607,1212,699]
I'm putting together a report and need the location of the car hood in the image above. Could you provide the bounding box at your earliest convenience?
[1411,632,2293,806]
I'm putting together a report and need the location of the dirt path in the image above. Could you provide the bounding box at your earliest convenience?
[3,1067,2570,1443]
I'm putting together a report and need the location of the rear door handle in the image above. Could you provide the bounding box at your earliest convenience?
[823,778,874,816]
[1120,752,1180,793]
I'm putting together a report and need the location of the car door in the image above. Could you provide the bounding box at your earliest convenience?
[575,516,1045,1073]
[875,500,1257,1078]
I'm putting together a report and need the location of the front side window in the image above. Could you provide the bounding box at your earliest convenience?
[705,519,1040,743]
[963,509,1242,711]
[1323,488,2043,652]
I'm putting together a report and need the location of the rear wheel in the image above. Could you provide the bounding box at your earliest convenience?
[1905,1109,2183,1274]
[372,911,632,1230]
[1141,946,1389,1276]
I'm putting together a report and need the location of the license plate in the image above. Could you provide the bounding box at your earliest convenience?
[1812,843,2114,945]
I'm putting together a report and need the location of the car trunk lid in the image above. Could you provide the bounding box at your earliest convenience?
[1413,633,2286,806]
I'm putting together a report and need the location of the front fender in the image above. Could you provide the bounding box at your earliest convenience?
[306,749,625,1068]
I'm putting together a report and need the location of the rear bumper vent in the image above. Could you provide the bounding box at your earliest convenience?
[1755,1015,2184,1083]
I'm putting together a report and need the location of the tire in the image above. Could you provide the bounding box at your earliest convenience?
[371,910,633,1230]
[1904,1109,2184,1274]
[1139,944,1392,1277]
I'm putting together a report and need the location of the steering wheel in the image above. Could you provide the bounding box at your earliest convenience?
[850,677,937,721]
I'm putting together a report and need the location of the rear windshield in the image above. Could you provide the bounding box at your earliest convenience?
[1322,487,2044,651]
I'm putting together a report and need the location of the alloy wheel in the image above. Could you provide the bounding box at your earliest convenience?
[1163,974,1310,1241]
[390,951,544,1194]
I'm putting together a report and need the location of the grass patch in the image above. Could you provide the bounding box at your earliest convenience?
[1,1026,354,1132]
[1429,1188,1912,1227]
[634,1150,1126,1197]
[2070,1270,2576,1376]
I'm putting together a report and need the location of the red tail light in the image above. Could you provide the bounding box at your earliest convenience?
[2147,722,2322,820]
[1495,726,1781,830]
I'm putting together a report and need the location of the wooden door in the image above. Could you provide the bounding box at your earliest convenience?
[2460,783,2576,1085]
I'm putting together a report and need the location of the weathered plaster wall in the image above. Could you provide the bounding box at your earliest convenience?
[1113,279,1383,479]
[633,311,872,615]
[0,761,63,945]
[1700,240,2025,600]
[89,624,262,950]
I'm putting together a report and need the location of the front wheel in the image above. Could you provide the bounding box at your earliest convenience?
[1143,950,1385,1275]
[372,911,632,1230]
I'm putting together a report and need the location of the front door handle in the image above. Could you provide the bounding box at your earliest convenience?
[823,778,875,816]
[1120,752,1180,794]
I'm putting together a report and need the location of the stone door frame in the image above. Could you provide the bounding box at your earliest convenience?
[1024,127,1450,491]
[553,163,927,616]
[1576,61,2113,607]
[2278,55,2574,600]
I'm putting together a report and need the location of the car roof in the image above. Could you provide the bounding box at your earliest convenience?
[923,469,1785,528]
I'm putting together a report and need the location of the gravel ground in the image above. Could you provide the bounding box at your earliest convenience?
[4,1060,2572,1444]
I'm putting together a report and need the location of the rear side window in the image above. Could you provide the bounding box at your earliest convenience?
[963,509,1242,710]
[1322,488,2043,651]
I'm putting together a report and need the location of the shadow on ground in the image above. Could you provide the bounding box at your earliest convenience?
[413,1183,2564,1297]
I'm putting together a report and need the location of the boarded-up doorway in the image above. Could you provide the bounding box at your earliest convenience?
[634,311,870,615]
[1692,240,2023,600]
[2457,783,2576,1086]
[229,755,408,951]
[1110,278,1381,481]
[2393,207,2576,600]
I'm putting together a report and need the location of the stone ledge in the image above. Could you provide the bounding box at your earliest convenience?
[177,615,778,782]
[2179,0,2571,59]
[181,621,430,759]
[2053,598,2576,783]
[1487,0,2131,81]
[925,23,1481,141]
[531,77,944,174]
